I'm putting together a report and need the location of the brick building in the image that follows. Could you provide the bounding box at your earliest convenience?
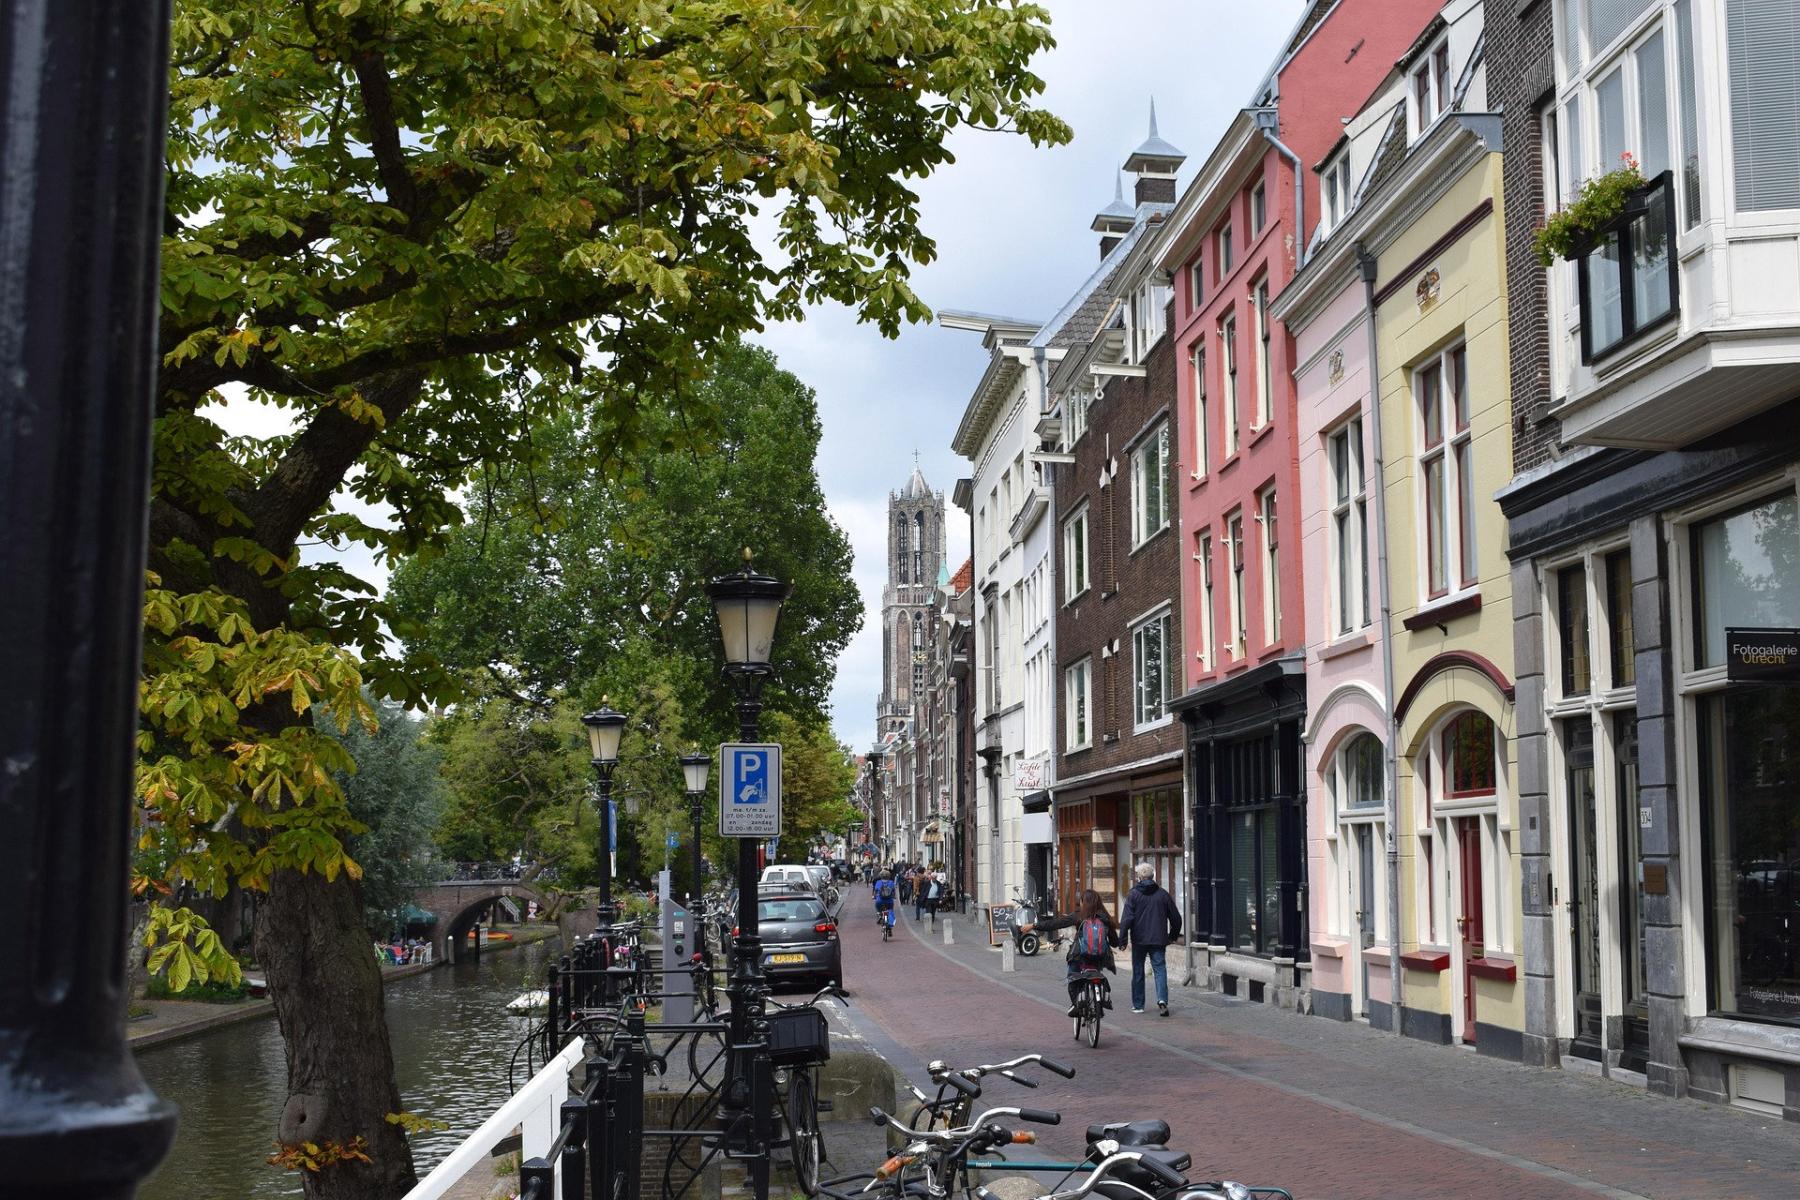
[1046,127,1188,916]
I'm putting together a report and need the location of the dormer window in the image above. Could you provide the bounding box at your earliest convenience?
[1409,34,1452,140]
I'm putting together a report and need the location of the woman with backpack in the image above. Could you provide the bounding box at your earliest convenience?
[1019,888,1119,1016]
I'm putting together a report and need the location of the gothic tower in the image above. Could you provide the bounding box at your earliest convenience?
[878,462,945,740]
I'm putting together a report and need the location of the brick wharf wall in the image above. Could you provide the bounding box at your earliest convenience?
[1486,0,1562,472]
[1053,326,1185,785]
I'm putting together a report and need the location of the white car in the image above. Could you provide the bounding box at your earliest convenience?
[759,865,814,893]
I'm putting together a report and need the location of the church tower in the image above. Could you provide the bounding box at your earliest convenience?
[878,461,946,740]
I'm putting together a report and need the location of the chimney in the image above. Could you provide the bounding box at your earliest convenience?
[1124,98,1185,210]
[1091,172,1133,259]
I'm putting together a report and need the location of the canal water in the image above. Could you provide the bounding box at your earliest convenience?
[135,938,552,1199]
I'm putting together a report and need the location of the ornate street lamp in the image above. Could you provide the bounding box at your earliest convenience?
[680,752,711,904]
[581,704,627,925]
[706,553,790,1186]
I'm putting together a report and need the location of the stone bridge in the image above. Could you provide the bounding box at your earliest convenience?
[413,878,557,964]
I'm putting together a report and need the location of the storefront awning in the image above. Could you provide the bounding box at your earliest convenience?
[1019,789,1051,812]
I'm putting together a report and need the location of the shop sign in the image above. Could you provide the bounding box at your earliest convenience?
[1013,756,1045,791]
[1725,627,1800,683]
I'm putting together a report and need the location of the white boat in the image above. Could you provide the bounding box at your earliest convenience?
[505,989,548,1014]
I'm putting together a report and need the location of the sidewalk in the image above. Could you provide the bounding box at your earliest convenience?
[831,899,1800,1200]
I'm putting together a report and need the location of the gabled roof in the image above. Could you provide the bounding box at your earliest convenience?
[949,558,974,593]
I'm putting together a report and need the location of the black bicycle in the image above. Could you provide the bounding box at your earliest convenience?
[1070,970,1108,1048]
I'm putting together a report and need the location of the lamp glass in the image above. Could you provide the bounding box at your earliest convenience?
[715,592,784,667]
[581,708,626,763]
[680,754,711,794]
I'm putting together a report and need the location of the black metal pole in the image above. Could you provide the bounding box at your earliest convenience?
[721,678,770,1198]
[0,3,180,1196]
[690,794,704,905]
[594,763,617,926]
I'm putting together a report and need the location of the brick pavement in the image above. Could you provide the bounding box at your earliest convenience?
[829,898,1800,1200]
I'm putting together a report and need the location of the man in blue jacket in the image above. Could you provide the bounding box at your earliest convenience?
[1118,863,1183,1015]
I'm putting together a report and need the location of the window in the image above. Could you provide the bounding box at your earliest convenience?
[1252,279,1272,428]
[1328,418,1369,635]
[1130,280,1169,362]
[1250,180,1266,236]
[1190,348,1209,477]
[1222,735,1283,954]
[1130,422,1171,547]
[1416,344,1476,597]
[1559,563,1592,695]
[1227,512,1247,659]
[1576,171,1677,364]
[1260,489,1281,643]
[1691,492,1800,668]
[1066,389,1090,448]
[1321,153,1353,233]
[1188,259,1205,309]
[1605,549,1635,685]
[1327,733,1387,952]
[896,514,911,584]
[1065,658,1093,750]
[912,611,924,694]
[1063,507,1089,601]
[1131,609,1174,728]
[1197,531,1215,673]
[1217,223,1234,279]
[1444,710,1498,797]
[1415,709,1511,957]
[1409,34,1452,139]
[1221,313,1240,456]
[913,510,924,584]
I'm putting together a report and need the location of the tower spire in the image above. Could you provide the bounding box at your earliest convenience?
[1148,96,1159,141]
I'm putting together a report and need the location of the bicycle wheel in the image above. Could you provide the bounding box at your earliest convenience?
[1071,998,1083,1041]
[786,1069,824,1195]
[1085,985,1102,1048]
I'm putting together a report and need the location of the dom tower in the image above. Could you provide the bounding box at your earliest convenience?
[877,463,945,741]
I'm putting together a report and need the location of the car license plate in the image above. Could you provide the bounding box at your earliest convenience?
[768,953,806,964]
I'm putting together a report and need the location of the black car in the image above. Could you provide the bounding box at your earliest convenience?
[756,891,841,990]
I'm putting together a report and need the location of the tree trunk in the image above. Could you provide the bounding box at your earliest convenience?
[255,866,417,1199]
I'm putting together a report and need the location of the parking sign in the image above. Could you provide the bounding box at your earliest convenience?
[719,743,782,837]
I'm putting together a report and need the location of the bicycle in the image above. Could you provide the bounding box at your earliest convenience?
[819,1101,1070,1200]
[766,984,847,1196]
[1070,970,1108,1048]
[903,1054,1076,1134]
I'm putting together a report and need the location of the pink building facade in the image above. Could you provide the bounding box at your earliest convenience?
[1150,0,1445,1008]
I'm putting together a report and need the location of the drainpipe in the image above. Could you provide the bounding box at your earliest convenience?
[1251,107,1306,269]
[1357,243,1405,1038]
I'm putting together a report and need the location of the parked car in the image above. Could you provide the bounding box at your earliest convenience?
[803,864,834,896]
[756,891,841,990]
[760,864,815,893]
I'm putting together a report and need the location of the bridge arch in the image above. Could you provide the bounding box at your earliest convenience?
[411,879,557,964]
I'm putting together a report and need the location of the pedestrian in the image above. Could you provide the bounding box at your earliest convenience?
[1019,888,1119,1015]
[925,869,945,925]
[1118,863,1183,1016]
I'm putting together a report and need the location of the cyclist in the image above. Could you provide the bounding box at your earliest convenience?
[1020,888,1118,1016]
[873,869,898,938]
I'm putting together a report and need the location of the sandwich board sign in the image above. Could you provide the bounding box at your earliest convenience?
[719,743,782,838]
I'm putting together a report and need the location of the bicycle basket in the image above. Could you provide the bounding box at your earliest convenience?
[767,1005,831,1066]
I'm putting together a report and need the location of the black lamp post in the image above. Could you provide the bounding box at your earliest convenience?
[867,746,885,861]
[706,554,790,1189]
[680,752,711,904]
[581,705,627,926]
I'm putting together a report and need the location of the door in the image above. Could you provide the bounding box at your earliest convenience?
[1456,816,1484,1044]
[1566,722,1605,1057]
[1354,824,1376,1016]
[1613,714,1651,1071]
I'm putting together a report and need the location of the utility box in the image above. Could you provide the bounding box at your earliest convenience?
[658,869,694,1024]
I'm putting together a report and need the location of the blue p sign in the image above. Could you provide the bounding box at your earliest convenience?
[737,751,767,803]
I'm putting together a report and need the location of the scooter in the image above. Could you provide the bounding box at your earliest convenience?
[1012,890,1065,957]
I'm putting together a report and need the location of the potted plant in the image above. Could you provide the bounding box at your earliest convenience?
[1535,153,1647,267]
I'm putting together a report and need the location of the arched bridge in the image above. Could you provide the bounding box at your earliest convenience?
[412,874,556,964]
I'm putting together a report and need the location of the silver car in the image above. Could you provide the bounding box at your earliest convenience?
[757,892,841,989]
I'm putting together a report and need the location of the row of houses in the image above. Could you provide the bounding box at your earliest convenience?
[866,0,1800,1121]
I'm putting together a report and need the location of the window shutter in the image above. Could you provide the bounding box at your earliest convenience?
[1729,0,1800,211]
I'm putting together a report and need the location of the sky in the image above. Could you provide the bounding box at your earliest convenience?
[771,1,1309,755]
[213,1,1308,751]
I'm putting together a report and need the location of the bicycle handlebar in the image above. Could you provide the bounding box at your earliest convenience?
[978,1151,1185,1200]
[940,1072,979,1098]
[1014,1107,1061,1126]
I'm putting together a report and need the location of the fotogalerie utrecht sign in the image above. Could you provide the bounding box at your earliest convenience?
[1725,627,1800,683]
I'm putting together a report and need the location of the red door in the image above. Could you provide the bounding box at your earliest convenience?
[1456,817,1483,1044]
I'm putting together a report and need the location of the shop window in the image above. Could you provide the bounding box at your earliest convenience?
[1691,491,1800,668]
[1132,788,1185,904]
[1223,735,1281,954]
[1606,550,1635,685]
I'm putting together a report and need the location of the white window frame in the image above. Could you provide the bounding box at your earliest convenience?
[1065,657,1093,751]
[1190,347,1209,479]
[1196,530,1215,673]
[1221,312,1240,457]
[1066,389,1090,449]
[1408,32,1453,141]
[1325,732,1389,947]
[1226,511,1247,660]
[1130,421,1172,548]
[1252,278,1272,429]
[1217,222,1234,279]
[1063,505,1090,602]
[1321,152,1353,233]
[1130,605,1175,731]
[1414,343,1476,601]
[1250,179,1267,236]
[1328,416,1370,637]
[1414,709,1514,957]
[1259,487,1281,644]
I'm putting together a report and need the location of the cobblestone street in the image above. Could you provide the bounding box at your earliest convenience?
[826,893,1800,1200]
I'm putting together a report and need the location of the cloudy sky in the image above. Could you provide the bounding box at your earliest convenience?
[771,1,1309,754]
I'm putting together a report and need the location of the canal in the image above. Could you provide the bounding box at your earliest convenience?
[135,938,552,1199]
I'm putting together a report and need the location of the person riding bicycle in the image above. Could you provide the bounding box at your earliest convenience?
[1020,888,1118,1016]
[872,869,897,930]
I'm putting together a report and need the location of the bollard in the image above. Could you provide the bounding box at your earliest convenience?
[942,919,953,945]
[1001,936,1016,972]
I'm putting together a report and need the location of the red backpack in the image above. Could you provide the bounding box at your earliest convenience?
[1075,917,1108,958]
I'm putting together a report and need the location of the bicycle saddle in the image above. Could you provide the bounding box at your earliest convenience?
[1084,1119,1171,1146]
